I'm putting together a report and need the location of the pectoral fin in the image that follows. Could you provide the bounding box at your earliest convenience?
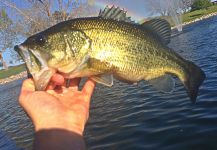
[91,74,113,87]
[148,74,175,93]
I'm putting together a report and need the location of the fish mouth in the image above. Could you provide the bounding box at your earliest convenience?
[14,45,31,67]
[14,45,54,91]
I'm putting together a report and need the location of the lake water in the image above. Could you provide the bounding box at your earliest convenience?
[0,16,217,150]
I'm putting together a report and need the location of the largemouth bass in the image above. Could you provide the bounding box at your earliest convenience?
[14,6,205,103]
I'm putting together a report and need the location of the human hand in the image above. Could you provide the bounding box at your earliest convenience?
[19,74,96,136]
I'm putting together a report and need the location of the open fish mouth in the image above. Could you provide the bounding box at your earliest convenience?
[14,45,45,70]
[14,45,54,91]
[14,45,42,75]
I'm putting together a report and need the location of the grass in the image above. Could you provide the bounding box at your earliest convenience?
[159,5,217,27]
[0,64,26,79]
[182,5,217,23]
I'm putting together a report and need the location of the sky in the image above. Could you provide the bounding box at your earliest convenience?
[93,0,151,20]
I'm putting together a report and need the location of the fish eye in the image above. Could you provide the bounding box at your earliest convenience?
[35,34,47,45]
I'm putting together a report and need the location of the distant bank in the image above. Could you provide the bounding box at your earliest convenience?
[0,64,27,84]
[183,11,217,26]
[172,11,217,30]
[181,5,217,27]
[0,71,27,84]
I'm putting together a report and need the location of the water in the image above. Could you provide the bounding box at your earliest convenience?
[0,16,217,150]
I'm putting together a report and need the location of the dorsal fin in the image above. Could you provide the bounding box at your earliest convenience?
[142,19,171,45]
[99,5,135,23]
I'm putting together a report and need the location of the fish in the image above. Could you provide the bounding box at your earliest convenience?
[14,6,205,103]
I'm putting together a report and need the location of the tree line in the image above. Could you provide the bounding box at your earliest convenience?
[146,0,213,17]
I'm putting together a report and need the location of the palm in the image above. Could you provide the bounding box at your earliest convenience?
[19,75,95,135]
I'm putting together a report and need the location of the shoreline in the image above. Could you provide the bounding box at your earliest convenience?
[1,12,217,85]
[172,11,217,30]
[0,71,27,85]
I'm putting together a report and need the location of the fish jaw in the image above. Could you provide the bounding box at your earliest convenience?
[33,67,55,90]
[14,45,55,91]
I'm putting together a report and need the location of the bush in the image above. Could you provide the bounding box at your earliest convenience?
[191,0,212,11]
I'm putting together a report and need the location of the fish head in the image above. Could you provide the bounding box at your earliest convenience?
[14,26,91,91]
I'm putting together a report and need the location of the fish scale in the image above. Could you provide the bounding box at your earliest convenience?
[76,19,165,74]
[71,18,195,80]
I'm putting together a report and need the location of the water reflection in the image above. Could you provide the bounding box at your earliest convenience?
[0,79,34,150]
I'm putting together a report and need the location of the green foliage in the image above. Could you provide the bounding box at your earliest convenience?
[191,0,212,11]
[159,4,217,27]
[0,9,7,18]
[0,8,17,69]
[183,4,217,23]
[0,64,26,79]
[0,9,14,42]
[0,9,12,25]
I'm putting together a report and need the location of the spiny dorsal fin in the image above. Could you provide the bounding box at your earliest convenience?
[142,19,171,45]
[99,5,135,23]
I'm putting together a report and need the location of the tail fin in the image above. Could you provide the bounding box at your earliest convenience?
[183,61,206,103]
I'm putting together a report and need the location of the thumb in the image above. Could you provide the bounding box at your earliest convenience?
[19,79,35,105]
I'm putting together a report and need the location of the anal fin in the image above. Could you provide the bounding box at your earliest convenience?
[148,74,175,93]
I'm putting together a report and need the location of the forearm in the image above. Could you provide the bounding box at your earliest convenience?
[33,129,86,150]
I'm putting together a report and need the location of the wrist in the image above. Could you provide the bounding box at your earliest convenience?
[29,104,88,137]
[32,111,86,136]
[35,122,84,136]
[33,129,86,150]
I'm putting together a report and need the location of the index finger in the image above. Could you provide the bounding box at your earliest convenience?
[50,73,65,85]
[82,78,96,98]
[46,73,65,90]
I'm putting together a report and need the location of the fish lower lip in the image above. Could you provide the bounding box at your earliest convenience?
[16,45,47,69]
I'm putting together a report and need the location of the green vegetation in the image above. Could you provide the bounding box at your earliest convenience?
[0,64,26,79]
[182,4,217,23]
[191,0,212,11]
[161,4,217,27]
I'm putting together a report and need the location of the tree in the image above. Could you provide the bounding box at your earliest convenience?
[145,0,169,16]
[0,8,17,69]
[191,0,212,11]
[0,0,97,66]
[144,0,184,31]
[181,0,195,12]
[145,0,188,16]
